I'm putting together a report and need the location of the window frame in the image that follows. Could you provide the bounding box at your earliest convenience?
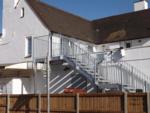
[25,36,32,58]
[14,0,21,8]
[20,8,25,18]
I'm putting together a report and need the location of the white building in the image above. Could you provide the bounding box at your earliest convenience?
[0,0,150,94]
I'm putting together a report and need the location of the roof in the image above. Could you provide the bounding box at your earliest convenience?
[26,0,96,43]
[93,9,150,44]
[26,0,150,44]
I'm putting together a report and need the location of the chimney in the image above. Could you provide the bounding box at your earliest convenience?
[134,0,148,11]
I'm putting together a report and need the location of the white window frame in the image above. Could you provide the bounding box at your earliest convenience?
[20,8,25,18]
[14,0,21,8]
[25,36,32,58]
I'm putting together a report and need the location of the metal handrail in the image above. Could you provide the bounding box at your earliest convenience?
[32,35,150,91]
[99,60,150,91]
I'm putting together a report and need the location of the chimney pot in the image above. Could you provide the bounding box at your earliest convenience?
[134,0,148,11]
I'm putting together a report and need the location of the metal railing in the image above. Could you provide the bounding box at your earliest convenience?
[32,35,150,91]
[32,35,49,60]
[61,38,98,81]
[99,60,150,91]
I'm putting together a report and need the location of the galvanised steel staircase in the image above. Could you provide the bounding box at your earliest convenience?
[60,38,150,91]
[33,35,150,92]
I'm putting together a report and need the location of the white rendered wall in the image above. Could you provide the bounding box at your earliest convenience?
[0,78,31,94]
[0,0,49,65]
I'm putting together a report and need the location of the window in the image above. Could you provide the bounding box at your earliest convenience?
[138,40,142,43]
[126,42,131,48]
[25,37,32,57]
[14,0,20,8]
[20,8,24,18]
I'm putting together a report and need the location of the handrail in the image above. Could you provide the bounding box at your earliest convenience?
[61,38,98,81]
[99,60,150,91]
[32,35,150,91]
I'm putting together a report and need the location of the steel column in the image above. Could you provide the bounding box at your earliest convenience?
[47,32,52,113]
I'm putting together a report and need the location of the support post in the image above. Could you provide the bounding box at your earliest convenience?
[7,94,10,113]
[32,37,37,94]
[47,33,52,113]
[124,92,128,113]
[60,34,64,59]
[76,93,79,113]
[145,81,147,92]
[38,94,41,113]
[147,93,150,113]
[33,62,37,94]
[120,63,123,92]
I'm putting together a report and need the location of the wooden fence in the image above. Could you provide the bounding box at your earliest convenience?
[0,93,149,113]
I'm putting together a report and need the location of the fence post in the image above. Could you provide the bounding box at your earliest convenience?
[124,92,128,113]
[7,94,10,113]
[147,93,150,113]
[38,94,41,113]
[76,93,79,113]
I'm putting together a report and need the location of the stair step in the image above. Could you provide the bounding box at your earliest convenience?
[99,80,109,83]
[80,63,86,66]
[86,69,94,73]
[43,75,47,78]
[82,67,91,70]
[76,60,81,63]
[69,57,76,59]
[96,76,104,80]
[68,56,76,59]
[62,62,69,66]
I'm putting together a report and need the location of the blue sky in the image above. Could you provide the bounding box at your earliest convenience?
[0,0,149,32]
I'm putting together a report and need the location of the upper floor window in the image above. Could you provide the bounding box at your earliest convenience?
[14,0,20,8]
[126,42,131,48]
[20,8,25,18]
[25,36,32,57]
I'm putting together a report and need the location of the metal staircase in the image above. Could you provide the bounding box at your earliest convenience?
[32,35,150,92]
[60,38,150,91]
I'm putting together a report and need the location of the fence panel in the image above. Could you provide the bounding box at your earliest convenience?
[0,93,148,113]
[128,93,147,113]
[0,95,7,113]
[79,93,124,113]
[9,95,38,113]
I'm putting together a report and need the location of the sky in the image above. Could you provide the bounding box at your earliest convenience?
[0,0,149,32]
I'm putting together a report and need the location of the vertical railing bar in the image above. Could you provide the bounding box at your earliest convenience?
[47,33,52,113]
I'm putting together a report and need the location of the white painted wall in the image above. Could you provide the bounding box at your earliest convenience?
[0,77,31,94]
[0,0,49,65]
